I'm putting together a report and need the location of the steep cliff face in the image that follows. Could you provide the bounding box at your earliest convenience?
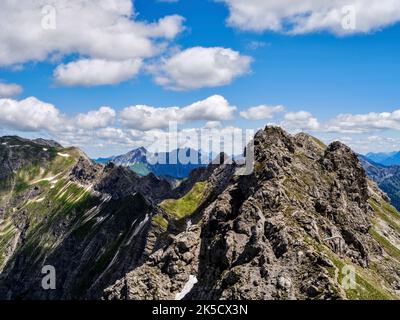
[104,127,400,300]
[0,128,399,300]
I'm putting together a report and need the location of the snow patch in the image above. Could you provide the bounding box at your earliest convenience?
[175,275,198,300]
[133,214,149,237]
[126,214,150,246]
[57,152,70,158]
[101,194,112,203]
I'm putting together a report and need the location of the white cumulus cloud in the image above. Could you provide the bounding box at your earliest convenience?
[76,107,116,130]
[203,121,222,129]
[0,97,118,133]
[0,82,23,98]
[218,0,400,35]
[120,95,237,130]
[0,1,185,88]
[240,105,284,120]
[151,47,252,90]
[0,1,185,66]
[0,97,64,132]
[280,108,400,134]
[282,111,320,131]
[54,59,142,86]
[325,110,400,133]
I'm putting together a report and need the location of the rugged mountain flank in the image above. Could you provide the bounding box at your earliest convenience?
[0,138,174,299]
[104,127,400,300]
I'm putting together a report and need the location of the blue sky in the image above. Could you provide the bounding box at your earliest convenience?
[1,0,400,157]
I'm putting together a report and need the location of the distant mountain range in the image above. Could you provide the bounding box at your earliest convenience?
[359,155,400,210]
[95,147,208,179]
[365,151,400,166]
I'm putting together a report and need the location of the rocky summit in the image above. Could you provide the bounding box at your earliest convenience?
[0,127,399,300]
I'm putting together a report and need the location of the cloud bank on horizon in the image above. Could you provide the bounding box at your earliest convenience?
[0,0,400,157]
[3,94,400,156]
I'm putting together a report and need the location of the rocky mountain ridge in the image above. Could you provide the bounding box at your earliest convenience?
[104,127,400,300]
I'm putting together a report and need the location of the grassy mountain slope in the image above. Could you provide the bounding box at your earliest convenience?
[0,137,170,299]
[160,182,208,219]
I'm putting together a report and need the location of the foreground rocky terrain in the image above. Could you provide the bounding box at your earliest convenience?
[0,127,399,300]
